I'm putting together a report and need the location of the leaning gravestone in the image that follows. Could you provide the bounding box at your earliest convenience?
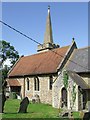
[18,97,29,113]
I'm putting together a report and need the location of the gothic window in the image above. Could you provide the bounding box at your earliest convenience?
[61,87,67,107]
[34,77,39,91]
[27,78,30,90]
[49,76,53,90]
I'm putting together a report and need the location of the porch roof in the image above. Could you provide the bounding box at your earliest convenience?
[7,79,21,86]
[67,71,90,89]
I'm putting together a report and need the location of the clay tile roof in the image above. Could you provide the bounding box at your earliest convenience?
[9,46,69,77]
[7,79,21,86]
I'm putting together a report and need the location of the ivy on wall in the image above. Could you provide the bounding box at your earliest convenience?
[63,71,68,89]
[72,84,76,106]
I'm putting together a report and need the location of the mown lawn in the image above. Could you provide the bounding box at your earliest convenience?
[2,99,59,119]
[2,99,81,119]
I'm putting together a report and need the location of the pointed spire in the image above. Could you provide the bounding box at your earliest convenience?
[37,6,59,53]
[44,5,53,44]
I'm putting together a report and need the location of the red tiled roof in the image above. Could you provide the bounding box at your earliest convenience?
[7,79,21,86]
[9,46,69,77]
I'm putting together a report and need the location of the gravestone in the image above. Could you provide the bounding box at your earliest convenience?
[32,94,40,104]
[62,112,69,117]
[83,112,90,120]
[18,97,29,113]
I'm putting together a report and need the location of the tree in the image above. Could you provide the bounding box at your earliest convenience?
[0,40,19,80]
[0,40,19,113]
[1,40,19,64]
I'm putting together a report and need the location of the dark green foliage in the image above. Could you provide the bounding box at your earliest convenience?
[0,40,19,80]
[9,92,17,99]
[63,71,68,89]
[0,40,19,113]
[1,40,19,64]
[72,85,76,105]
[2,65,9,80]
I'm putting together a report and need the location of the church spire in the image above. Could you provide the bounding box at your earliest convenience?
[44,5,53,44]
[37,6,59,52]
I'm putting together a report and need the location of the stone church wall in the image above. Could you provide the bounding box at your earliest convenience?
[52,71,78,111]
[25,77,34,100]
[40,76,52,104]
[18,78,25,99]
[19,75,57,105]
[52,72,63,108]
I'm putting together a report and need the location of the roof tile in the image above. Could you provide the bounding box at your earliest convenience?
[9,46,69,77]
[7,79,21,86]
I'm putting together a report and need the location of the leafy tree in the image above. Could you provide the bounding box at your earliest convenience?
[1,40,19,65]
[0,40,19,113]
[0,40,19,80]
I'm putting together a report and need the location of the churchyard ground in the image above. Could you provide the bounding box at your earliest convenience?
[2,99,81,119]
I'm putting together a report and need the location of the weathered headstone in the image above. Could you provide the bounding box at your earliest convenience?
[18,97,29,113]
[83,112,90,120]
[62,112,69,117]
[32,94,40,104]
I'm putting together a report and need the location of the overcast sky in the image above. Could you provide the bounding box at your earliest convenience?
[1,2,88,56]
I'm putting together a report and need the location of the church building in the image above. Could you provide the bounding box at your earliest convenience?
[7,6,90,112]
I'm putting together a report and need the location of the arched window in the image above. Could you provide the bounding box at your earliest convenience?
[61,87,67,107]
[49,75,53,90]
[27,78,30,90]
[34,77,39,91]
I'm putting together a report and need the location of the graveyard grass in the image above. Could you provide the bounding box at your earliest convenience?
[3,99,59,118]
[2,99,80,119]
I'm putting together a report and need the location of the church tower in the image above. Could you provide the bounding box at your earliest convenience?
[37,6,59,52]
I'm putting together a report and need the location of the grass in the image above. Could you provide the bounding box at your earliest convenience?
[2,99,59,118]
[73,112,80,118]
[2,99,81,119]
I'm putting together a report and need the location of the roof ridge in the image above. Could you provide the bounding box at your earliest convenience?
[23,45,70,58]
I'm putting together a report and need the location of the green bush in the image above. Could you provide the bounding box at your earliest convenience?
[9,92,17,99]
